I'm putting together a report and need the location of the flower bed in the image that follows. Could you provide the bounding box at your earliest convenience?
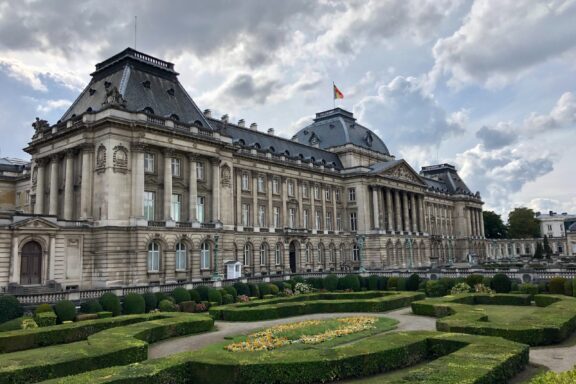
[411,293,576,346]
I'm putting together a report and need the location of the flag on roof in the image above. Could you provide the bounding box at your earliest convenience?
[333,83,344,99]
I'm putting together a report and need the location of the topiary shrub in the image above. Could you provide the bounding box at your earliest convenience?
[519,283,539,297]
[323,274,339,291]
[99,292,121,316]
[207,289,222,305]
[188,289,202,303]
[378,276,388,290]
[79,300,103,314]
[171,287,191,304]
[179,301,196,313]
[548,277,567,294]
[154,292,170,304]
[466,274,484,287]
[34,311,57,327]
[123,293,145,314]
[450,282,472,295]
[248,283,260,298]
[223,286,238,300]
[359,276,369,290]
[258,283,271,298]
[367,275,379,291]
[439,278,458,291]
[54,300,76,323]
[158,299,178,312]
[233,282,250,296]
[339,275,361,291]
[195,286,211,301]
[143,292,157,312]
[405,274,421,291]
[222,294,234,304]
[490,274,512,293]
[34,303,53,315]
[387,277,399,290]
[306,278,324,289]
[0,295,23,324]
[268,284,280,296]
[482,276,492,288]
[567,279,576,297]
[426,280,447,297]
[397,277,407,291]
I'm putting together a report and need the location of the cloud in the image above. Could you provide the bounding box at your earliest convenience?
[36,99,72,113]
[476,123,517,149]
[526,197,576,215]
[431,0,576,88]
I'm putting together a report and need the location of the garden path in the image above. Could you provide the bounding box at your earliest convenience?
[530,331,576,372]
[148,307,435,359]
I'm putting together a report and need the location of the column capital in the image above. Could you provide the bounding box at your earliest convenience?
[209,157,221,166]
[187,152,201,161]
[162,147,176,157]
[130,142,147,153]
[78,143,95,153]
[50,153,61,162]
[65,148,77,158]
[35,157,49,166]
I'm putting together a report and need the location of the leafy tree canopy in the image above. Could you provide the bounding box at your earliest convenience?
[483,211,507,239]
[508,207,540,238]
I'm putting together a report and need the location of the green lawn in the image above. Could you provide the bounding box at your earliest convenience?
[473,305,540,324]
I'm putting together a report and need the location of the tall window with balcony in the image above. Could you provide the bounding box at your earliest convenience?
[147,242,160,272]
[171,194,181,221]
[273,207,280,227]
[350,212,357,231]
[314,185,320,200]
[242,203,250,226]
[144,191,155,220]
[325,188,331,201]
[196,196,205,222]
[289,208,296,228]
[175,242,187,271]
[335,189,340,201]
[171,158,180,177]
[336,214,342,231]
[196,161,204,180]
[302,183,309,198]
[241,173,250,191]
[144,153,155,173]
[200,242,211,270]
[352,244,360,261]
[258,205,266,227]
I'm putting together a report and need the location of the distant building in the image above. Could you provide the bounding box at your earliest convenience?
[0,48,485,290]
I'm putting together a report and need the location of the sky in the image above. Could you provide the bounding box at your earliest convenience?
[0,0,575,219]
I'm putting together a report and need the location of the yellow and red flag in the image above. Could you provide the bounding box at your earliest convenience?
[333,83,344,99]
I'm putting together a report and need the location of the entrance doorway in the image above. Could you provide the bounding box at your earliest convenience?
[21,241,42,285]
[289,241,298,273]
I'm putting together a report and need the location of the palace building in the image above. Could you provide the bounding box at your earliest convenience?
[0,48,485,291]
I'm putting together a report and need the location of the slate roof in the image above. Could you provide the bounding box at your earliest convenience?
[209,118,343,169]
[419,164,476,196]
[60,48,211,128]
[292,108,390,155]
[569,222,576,232]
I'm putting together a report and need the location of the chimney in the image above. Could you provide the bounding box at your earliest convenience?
[267,128,274,135]
[203,109,212,118]
[221,114,229,123]
[238,119,245,127]
[250,122,258,131]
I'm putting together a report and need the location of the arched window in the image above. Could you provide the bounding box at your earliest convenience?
[148,242,160,272]
[305,244,313,263]
[175,242,187,271]
[329,244,336,263]
[243,243,253,266]
[318,243,325,265]
[260,243,269,266]
[275,243,282,265]
[352,244,360,261]
[142,107,155,115]
[200,242,211,270]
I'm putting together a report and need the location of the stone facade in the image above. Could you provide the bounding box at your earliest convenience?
[0,49,486,290]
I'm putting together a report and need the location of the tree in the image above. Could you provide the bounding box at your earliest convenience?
[543,235,553,258]
[483,211,508,238]
[507,208,540,238]
[533,242,544,259]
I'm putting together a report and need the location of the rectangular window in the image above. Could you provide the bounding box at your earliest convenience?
[273,207,281,227]
[289,208,296,228]
[315,210,321,230]
[257,175,265,193]
[196,162,204,180]
[143,191,155,220]
[335,189,340,202]
[288,181,294,196]
[272,178,280,194]
[196,196,205,223]
[348,188,356,202]
[242,203,250,226]
[242,173,250,191]
[336,214,342,231]
[175,244,187,271]
[314,186,320,200]
[326,212,332,230]
[15,192,21,206]
[302,183,308,198]
[275,245,282,265]
[171,194,181,221]
[350,212,357,231]
[325,188,331,201]
[303,209,309,229]
[258,205,266,227]
[171,158,180,177]
[144,153,155,173]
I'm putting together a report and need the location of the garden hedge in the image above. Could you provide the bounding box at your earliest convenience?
[411,293,576,346]
[42,331,528,384]
[210,291,424,321]
[0,313,213,383]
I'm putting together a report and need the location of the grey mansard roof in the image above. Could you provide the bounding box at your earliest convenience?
[60,48,211,128]
[419,164,477,196]
[292,108,390,155]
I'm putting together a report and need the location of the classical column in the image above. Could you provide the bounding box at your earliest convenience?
[211,158,221,222]
[48,234,56,281]
[321,185,327,231]
[130,144,145,218]
[80,145,94,220]
[188,155,198,222]
[480,209,485,237]
[386,188,393,231]
[402,191,410,232]
[281,177,288,227]
[394,189,402,232]
[34,158,46,214]
[311,184,316,229]
[475,209,481,237]
[410,193,418,233]
[10,236,19,283]
[418,196,425,233]
[63,149,75,220]
[163,150,173,220]
[372,186,379,229]
[297,181,303,228]
[466,208,472,237]
[332,188,337,232]
[252,171,258,227]
[48,154,59,216]
[267,175,273,228]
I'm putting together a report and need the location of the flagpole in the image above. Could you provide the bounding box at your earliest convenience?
[332,81,335,109]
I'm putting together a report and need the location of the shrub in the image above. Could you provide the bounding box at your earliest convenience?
[158,299,178,312]
[567,279,576,297]
[34,312,57,327]
[519,283,539,297]
[237,295,250,303]
[188,289,202,303]
[233,282,250,296]
[258,283,271,298]
[268,284,280,296]
[34,303,53,315]
[222,294,234,304]
[451,282,472,295]
[97,311,113,318]
[99,292,121,316]
[21,318,38,330]
[367,275,379,291]
[359,276,369,290]
[466,274,484,287]
[0,295,23,324]
[306,277,324,289]
[491,274,512,293]
[75,313,98,322]
[143,292,158,312]
[549,277,567,295]
[248,283,260,298]
[54,300,76,323]
[406,274,421,291]
[208,289,223,305]
[123,293,145,314]
[79,300,103,314]
[194,303,207,312]
[294,282,313,294]
[387,277,399,290]
[397,277,407,291]
[426,280,447,297]
[474,284,494,294]
[439,278,458,291]
[323,274,339,291]
[154,292,170,304]
[171,287,191,304]
[378,276,388,290]
[223,286,238,299]
[195,285,211,301]
[179,301,196,313]
[482,276,492,288]
[340,274,361,291]
[283,282,292,291]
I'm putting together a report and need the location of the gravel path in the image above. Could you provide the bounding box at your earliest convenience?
[149,307,436,359]
[529,331,576,372]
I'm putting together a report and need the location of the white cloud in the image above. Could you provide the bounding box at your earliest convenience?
[36,99,72,113]
[525,197,576,214]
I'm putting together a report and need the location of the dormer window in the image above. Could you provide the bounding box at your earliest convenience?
[167,88,175,96]
[142,107,154,115]
[142,80,151,89]
[170,114,180,121]
[365,132,373,147]
[309,132,320,145]
[89,88,96,96]
[104,81,112,89]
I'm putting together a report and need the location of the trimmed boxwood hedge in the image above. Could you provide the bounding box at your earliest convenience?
[210,291,424,321]
[41,331,528,384]
[411,293,576,346]
[0,313,213,383]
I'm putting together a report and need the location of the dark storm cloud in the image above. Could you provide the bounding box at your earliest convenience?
[223,74,279,105]
[476,125,517,149]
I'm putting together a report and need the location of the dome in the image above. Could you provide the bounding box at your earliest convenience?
[569,222,576,232]
[292,108,390,155]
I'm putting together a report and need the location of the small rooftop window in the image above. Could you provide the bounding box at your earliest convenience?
[104,81,112,89]
[238,139,245,146]
[89,88,96,96]
[193,120,203,127]
[170,113,180,121]
[142,80,151,89]
[253,143,261,149]
[142,107,155,115]
[284,150,290,156]
[86,107,93,112]
[167,88,175,96]
[269,146,275,153]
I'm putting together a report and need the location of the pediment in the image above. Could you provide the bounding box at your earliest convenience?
[380,162,424,185]
[11,217,60,230]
